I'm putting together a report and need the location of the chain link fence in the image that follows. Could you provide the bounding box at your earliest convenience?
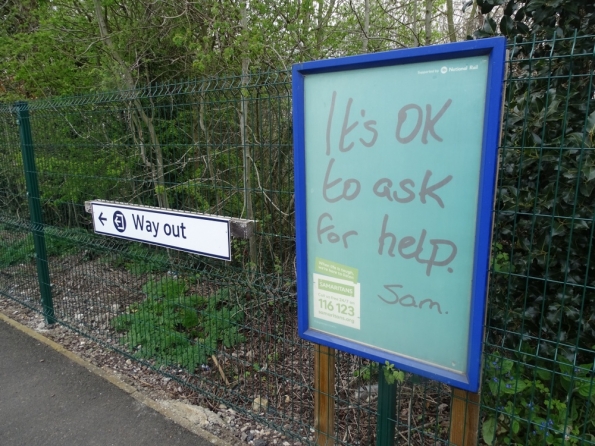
[1,34,594,445]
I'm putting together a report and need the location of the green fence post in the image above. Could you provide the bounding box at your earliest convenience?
[376,363,397,446]
[16,101,55,325]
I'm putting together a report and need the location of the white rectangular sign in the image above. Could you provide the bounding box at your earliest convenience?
[313,273,361,329]
[90,201,231,261]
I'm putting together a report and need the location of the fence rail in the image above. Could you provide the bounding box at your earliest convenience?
[1,34,595,445]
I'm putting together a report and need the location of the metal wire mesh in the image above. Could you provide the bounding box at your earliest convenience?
[483,34,595,445]
[1,35,594,445]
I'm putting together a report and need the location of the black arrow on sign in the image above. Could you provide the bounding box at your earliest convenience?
[98,212,107,226]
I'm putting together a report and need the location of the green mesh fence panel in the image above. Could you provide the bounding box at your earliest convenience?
[1,34,594,445]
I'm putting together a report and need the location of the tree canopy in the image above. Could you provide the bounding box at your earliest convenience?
[0,0,492,100]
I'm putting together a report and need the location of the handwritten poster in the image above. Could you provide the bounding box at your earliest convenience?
[294,39,506,390]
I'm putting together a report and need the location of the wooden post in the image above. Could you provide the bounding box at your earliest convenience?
[314,344,335,446]
[449,388,480,446]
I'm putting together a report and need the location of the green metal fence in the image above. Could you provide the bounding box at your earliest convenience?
[1,34,594,445]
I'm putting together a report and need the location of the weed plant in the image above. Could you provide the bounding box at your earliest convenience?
[112,277,245,371]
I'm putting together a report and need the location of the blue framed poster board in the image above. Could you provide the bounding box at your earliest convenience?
[292,38,506,392]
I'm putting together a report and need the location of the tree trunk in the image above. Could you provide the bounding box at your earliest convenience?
[466,1,478,38]
[412,0,419,46]
[93,0,169,209]
[425,0,433,46]
[446,0,456,42]
[362,0,369,52]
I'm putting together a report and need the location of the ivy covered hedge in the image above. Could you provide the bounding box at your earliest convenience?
[479,1,595,444]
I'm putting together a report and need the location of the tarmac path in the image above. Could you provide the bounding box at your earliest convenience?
[0,318,216,446]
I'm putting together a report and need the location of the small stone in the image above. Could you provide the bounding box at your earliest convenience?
[253,439,268,446]
[241,433,248,442]
[219,403,227,410]
[246,434,254,442]
[126,359,132,365]
[252,396,268,412]
[241,426,249,432]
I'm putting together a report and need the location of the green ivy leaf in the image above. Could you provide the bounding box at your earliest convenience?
[504,0,515,16]
[500,16,515,36]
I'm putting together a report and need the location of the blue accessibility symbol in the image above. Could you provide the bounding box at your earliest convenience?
[113,211,126,233]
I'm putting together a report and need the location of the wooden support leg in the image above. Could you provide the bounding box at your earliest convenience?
[450,388,480,446]
[314,344,335,446]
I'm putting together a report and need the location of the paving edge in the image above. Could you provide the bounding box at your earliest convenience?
[0,311,232,446]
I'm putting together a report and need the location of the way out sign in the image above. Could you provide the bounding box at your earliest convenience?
[89,201,231,261]
[293,38,506,391]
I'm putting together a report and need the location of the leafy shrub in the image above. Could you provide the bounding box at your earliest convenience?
[482,353,595,445]
[111,278,245,371]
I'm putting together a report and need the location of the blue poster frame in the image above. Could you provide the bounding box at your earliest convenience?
[292,37,506,392]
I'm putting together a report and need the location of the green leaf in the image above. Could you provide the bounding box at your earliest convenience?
[482,17,497,34]
[516,21,529,33]
[504,0,515,16]
[481,2,495,13]
[500,16,514,36]
[482,417,497,445]
[536,369,552,380]
[587,111,595,135]
[500,378,527,394]
[514,8,525,22]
